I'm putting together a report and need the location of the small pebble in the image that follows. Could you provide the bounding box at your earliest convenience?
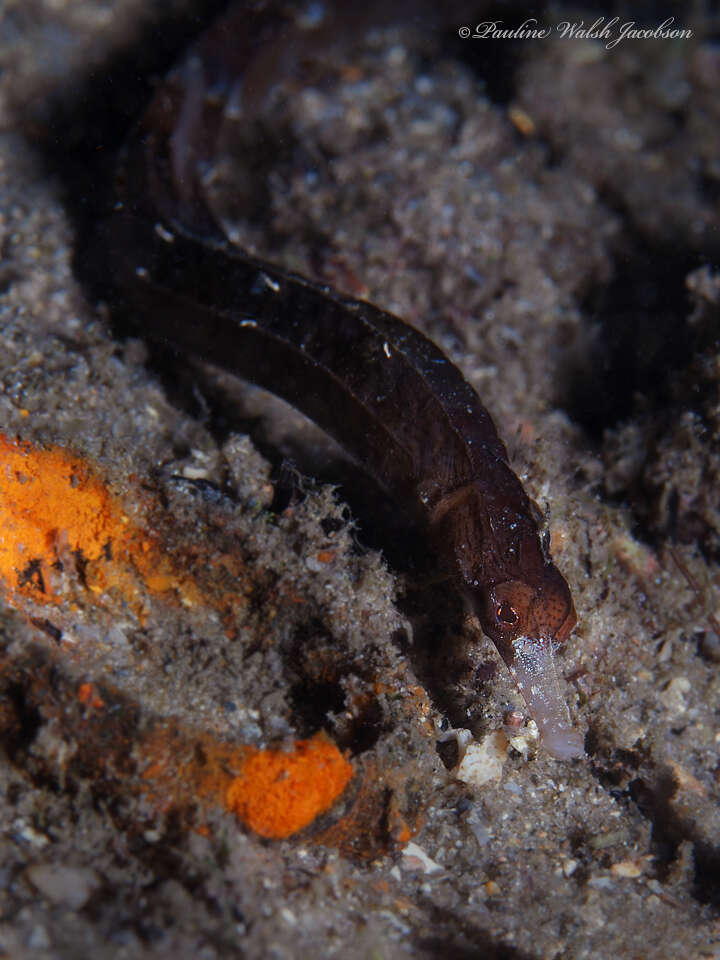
[610,860,644,879]
[27,863,100,910]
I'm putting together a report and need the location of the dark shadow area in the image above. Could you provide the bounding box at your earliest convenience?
[14,1,229,246]
[416,899,536,960]
[628,772,684,880]
[561,233,701,439]
[694,843,720,907]
[445,3,531,107]
[558,213,719,557]
[398,585,496,732]
[285,624,393,756]
[590,743,720,907]
[630,770,720,906]
[1,681,43,763]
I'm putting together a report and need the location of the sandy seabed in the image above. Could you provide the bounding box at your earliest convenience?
[1,2,719,958]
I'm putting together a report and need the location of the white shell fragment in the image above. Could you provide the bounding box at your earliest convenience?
[27,863,100,910]
[453,730,508,788]
[400,841,443,874]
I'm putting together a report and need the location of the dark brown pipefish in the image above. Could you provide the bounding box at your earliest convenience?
[101,2,584,759]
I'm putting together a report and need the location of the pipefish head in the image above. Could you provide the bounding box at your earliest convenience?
[472,567,584,760]
[485,567,577,649]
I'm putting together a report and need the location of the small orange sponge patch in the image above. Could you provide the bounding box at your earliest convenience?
[138,726,354,840]
[0,434,126,597]
[226,738,354,838]
[0,434,238,616]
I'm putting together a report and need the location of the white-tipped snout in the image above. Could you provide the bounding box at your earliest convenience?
[508,636,585,760]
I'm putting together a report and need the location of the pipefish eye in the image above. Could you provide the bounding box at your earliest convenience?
[496,601,518,626]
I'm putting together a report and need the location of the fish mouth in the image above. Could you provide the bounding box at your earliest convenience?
[507,635,585,760]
